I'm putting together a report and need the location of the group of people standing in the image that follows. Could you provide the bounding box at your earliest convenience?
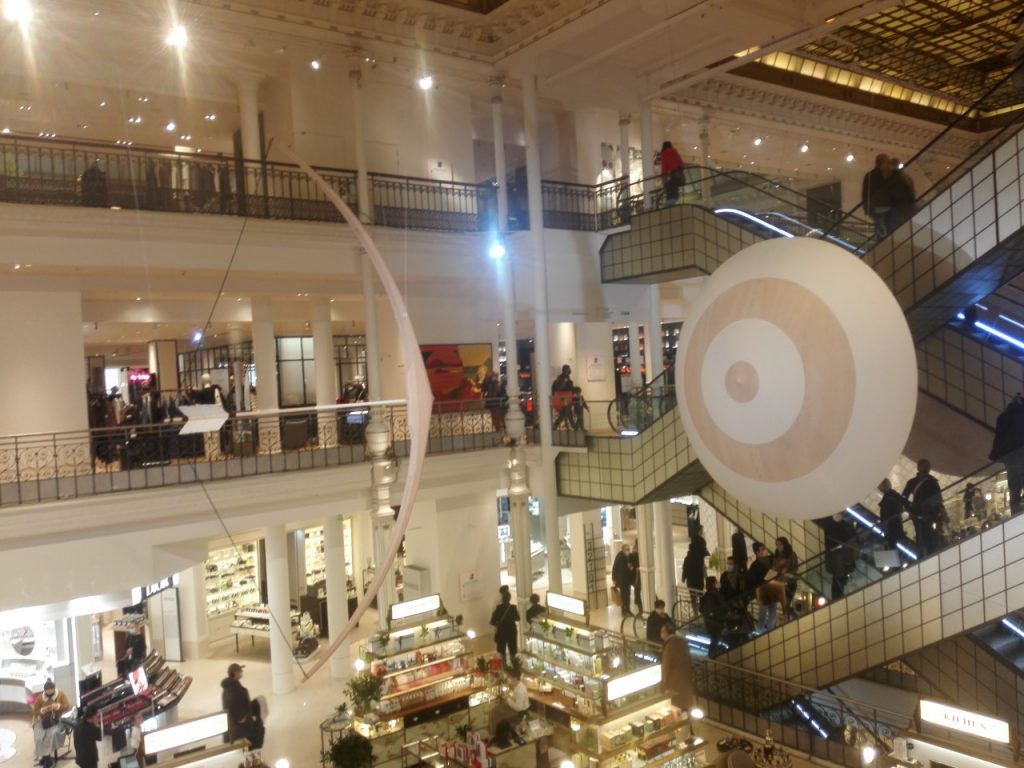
[862,153,916,241]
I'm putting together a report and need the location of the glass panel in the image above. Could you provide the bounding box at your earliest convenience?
[278,360,305,406]
[277,336,302,360]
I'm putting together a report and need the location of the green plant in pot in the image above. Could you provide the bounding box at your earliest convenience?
[378,631,390,650]
[345,672,384,716]
[326,731,374,768]
[540,618,551,634]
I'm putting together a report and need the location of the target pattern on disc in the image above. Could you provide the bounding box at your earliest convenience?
[684,277,855,482]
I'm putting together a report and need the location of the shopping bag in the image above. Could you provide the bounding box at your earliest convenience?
[610,585,621,606]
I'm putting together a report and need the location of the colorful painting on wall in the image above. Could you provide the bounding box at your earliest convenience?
[420,343,493,405]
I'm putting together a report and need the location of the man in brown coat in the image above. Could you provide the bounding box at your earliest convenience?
[660,623,694,710]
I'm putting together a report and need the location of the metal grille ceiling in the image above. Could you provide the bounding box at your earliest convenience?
[794,0,1022,112]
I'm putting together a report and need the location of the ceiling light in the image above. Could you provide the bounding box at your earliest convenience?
[418,74,434,91]
[192,331,203,344]
[3,0,33,24]
[753,136,763,146]
[179,134,191,141]
[98,100,107,107]
[861,745,877,764]
[0,128,9,134]
[310,58,321,70]
[164,121,176,132]
[845,153,855,163]
[135,297,142,302]
[164,24,188,49]
[204,113,216,121]
[488,242,506,260]
[800,143,809,153]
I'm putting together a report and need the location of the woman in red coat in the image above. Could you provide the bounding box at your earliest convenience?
[660,141,685,205]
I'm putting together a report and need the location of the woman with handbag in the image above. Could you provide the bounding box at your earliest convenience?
[489,585,521,665]
[32,680,69,768]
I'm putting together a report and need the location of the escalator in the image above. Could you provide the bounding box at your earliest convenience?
[971,612,1024,673]
[678,462,1024,713]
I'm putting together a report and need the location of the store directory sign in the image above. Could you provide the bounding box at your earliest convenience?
[919,700,1010,744]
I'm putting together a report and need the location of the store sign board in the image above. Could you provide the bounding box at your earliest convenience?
[547,592,586,618]
[143,712,228,755]
[130,574,179,604]
[919,700,1010,744]
[389,594,441,623]
[606,665,662,701]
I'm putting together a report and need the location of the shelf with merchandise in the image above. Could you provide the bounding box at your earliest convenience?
[204,543,260,618]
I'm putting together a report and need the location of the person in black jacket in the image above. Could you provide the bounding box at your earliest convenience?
[990,392,1024,515]
[878,478,907,548]
[73,707,102,768]
[730,529,748,574]
[525,593,546,623]
[627,547,642,614]
[863,154,894,240]
[220,663,252,743]
[745,543,772,599]
[720,556,745,605]
[699,577,727,656]
[646,600,673,644]
[490,586,520,665]
[611,545,634,616]
[902,459,944,556]
[681,541,706,617]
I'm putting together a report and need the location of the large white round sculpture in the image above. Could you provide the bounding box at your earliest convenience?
[675,238,917,520]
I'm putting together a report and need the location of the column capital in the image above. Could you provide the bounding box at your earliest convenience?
[619,114,632,126]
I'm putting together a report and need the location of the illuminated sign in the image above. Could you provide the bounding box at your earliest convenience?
[546,592,586,617]
[919,700,1010,744]
[143,712,229,755]
[130,574,179,604]
[389,594,442,623]
[606,665,662,701]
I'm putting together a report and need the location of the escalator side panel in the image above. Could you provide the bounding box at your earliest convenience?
[714,513,1024,696]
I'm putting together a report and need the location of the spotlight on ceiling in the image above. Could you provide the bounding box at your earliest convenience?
[3,0,33,25]
[418,74,434,91]
[164,121,176,132]
[800,143,809,153]
[310,58,321,70]
[164,23,188,49]
[753,136,763,147]
[845,153,855,163]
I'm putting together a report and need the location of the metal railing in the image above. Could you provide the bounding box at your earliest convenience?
[0,400,507,507]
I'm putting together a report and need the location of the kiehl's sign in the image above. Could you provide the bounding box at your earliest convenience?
[919,700,1010,744]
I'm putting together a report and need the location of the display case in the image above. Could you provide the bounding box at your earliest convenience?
[304,526,326,586]
[205,543,260,618]
[229,606,301,652]
[343,595,496,768]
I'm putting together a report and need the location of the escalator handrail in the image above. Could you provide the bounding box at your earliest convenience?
[823,57,1024,240]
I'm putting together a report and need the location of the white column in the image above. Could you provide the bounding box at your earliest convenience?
[311,297,337,446]
[640,105,656,209]
[234,75,263,163]
[176,563,209,661]
[627,322,643,389]
[508,445,532,641]
[653,501,676,608]
[324,515,350,678]
[635,504,656,611]
[619,114,631,180]
[0,291,88,435]
[568,509,601,599]
[264,524,295,694]
[349,60,371,224]
[523,73,562,592]
[250,297,278,410]
[362,254,382,402]
[647,286,664,388]
[491,78,508,232]
[698,112,711,206]
[148,340,179,393]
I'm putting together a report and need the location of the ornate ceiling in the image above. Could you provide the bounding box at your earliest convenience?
[419,0,510,11]
[785,0,1022,113]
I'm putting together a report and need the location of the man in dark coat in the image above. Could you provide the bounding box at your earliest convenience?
[221,663,252,743]
[863,154,894,240]
[991,391,1024,515]
[73,707,102,768]
[878,478,907,548]
[902,459,944,556]
[611,544,634,616]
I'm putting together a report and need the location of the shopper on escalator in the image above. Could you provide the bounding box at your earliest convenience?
[682,540,707,618]
[878,478,908,550]
[699,577,727,656]
[646,599,674,644]
[902,459,945,556]
[659,141,685,205]
[773,537,799,609]
[862,154,894,240]
[990,390,1024,516]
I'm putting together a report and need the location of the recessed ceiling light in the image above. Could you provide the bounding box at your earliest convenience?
[164,121,176,131]
[800,143,809,153]
[1,128,9,134]
[98,100,107,107]
[164,24,187,49]
[3,0,33,25]
[310,58,321,70]
[135,297,142,301]
[204,113,216,121]
[418,74,434,90]
[845,153,855,163]
[753,136,763,146]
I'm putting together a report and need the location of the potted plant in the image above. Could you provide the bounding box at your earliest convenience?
[345,672,384,716]
[540,618,551,635]
[378,631,390,651]
[564,626,576,642]
[326,731,373,768]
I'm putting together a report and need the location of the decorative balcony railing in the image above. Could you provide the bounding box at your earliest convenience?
[0,133,639,234]
[0,401,507,508]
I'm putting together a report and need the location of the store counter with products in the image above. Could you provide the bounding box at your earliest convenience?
[522,593,709,768]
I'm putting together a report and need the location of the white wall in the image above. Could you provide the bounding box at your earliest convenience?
[0,291,88,434]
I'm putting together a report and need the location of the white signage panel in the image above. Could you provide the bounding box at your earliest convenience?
[143,712,229,755]
[919,700,1010,744]
[547,592,586,617]
[389,594,441,623]
[606,665,662,702]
